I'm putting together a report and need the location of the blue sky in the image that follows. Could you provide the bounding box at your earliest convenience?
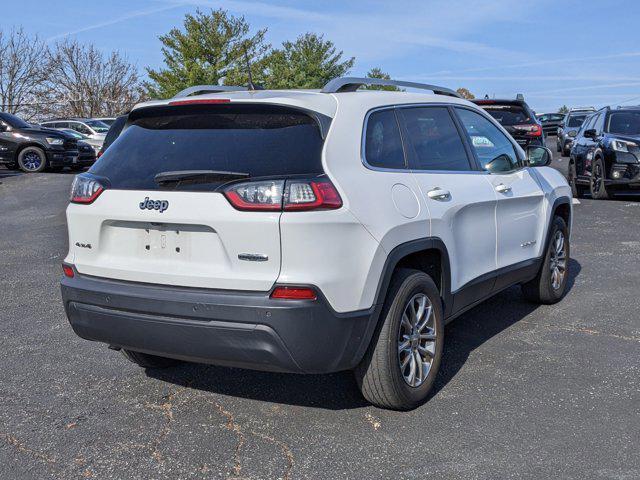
[4,0,640,112]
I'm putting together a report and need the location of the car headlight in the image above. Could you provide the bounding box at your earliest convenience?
[568,131,577,137]
[46,137,64,145]
[612,139,637,152]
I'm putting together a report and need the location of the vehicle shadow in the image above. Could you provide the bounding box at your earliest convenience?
[148,259,582,411]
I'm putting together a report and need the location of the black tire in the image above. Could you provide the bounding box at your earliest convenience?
[590,157,610,200]
[121,349,180,368]
[355,269,444,410]
[561,145,570,157]
[17,146,47,173]
[568,161,585,198]
[522,216,570,304]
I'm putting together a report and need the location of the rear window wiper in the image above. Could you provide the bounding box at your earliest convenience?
[154,170,250,186]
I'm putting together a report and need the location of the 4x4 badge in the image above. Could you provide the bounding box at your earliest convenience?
[139,197,169,213]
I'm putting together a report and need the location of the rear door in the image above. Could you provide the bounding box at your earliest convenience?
[397,105,498,309]
[454,107,546,272]
[67,103,327,291]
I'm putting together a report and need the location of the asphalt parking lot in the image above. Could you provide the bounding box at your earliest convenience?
[1,138,639,480]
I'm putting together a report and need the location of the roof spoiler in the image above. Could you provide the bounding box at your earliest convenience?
[172,85,248,98]
[320,77,462,98]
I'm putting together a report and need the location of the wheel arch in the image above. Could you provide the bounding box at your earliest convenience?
[372,238,452,318]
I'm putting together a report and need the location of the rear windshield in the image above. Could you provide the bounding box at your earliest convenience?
[90,104,326,190]
[567,114,587,128]
[606,111,640,135]
[481,105,531,126]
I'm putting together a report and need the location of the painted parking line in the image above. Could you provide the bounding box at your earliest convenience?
[572,198,581,205]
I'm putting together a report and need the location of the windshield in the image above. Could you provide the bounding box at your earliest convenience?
[567,115,587,128]
[482,105,531,126]
[90,104,325,191]
[0,112,31,129]
[84,120,110,133]
[606,111,640,135]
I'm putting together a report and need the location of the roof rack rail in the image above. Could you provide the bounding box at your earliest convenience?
[172,85,248,98]
[320,77,462,98]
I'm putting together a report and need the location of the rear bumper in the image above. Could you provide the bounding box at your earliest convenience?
[61,272,375,374]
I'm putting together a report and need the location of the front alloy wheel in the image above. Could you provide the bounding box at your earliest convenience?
[18,147,48,173]
[590,157,610,199]
[549,230,567,291]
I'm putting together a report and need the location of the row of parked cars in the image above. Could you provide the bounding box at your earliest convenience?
[536,104,640,199]
[0,114,118,173]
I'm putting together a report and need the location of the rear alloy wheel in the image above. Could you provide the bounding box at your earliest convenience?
[568,161,585,198]
[522,216,569,304]
[355,269,443,410]
[590,157,610,200]
[17,147,47,173]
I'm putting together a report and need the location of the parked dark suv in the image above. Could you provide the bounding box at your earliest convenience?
[0,112,80,173]
[472,98,544,147]
[556,109,593,157]
[568,106,640,199]
[537,112,565,136]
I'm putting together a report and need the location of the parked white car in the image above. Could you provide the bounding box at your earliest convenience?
[61,78,572,410]
[41,118,109,143]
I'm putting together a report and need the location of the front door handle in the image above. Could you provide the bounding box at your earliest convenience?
[427,188,451,200]
[495,183,511,194]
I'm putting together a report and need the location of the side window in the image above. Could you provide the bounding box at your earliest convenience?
[398,107,471,171]
[582,114,596,133]
[455,108,521,173]
[364,109,406,169]
[594,113,605,134]
[73,123,92,135]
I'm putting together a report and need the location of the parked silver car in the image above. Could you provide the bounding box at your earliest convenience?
[40,118,109,142]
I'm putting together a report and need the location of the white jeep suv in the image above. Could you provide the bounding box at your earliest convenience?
[61,78,572,410]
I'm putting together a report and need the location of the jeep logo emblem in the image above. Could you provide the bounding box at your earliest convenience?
[139,197,169,213]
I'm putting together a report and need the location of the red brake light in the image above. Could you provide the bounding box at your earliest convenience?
[270,286,317,300]
[168,99,231,106]
[62,264,74,278]
[70,175,105,204]
[514,124,542,137]
[223,178,342,212]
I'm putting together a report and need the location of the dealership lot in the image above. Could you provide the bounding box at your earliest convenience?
[1,140,638,479]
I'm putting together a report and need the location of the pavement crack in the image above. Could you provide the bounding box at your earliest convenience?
[204,398,246,478]
[144,383,191,464]
[250,430,294,480]
[1,432,58,470]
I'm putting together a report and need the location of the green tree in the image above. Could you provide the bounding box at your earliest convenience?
[363,67,401,91]
[145,9,270,98]
[265,33,354,89]
[456,87,475,100]
[558,105,569,114]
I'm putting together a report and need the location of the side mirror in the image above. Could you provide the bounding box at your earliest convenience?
[526,145,552,167]
[584,128,597,139]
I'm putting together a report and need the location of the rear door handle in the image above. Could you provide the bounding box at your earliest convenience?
[427,188,451,200]
[495,183,511,194]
